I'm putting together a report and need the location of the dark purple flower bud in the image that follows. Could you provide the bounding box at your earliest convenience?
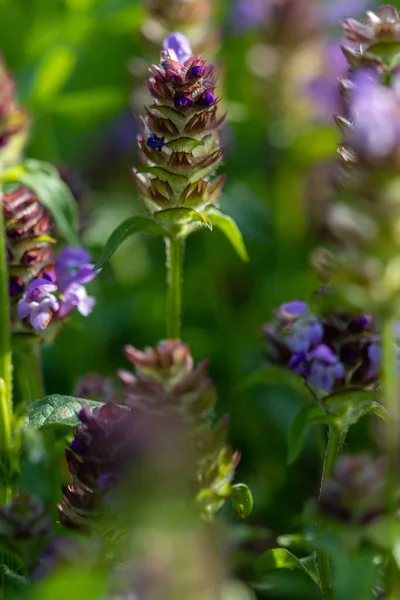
[199,91,217,105]
[174,91,193,108]
[186,60,207,81]
[146,133,166,150]
[162,32,193,63]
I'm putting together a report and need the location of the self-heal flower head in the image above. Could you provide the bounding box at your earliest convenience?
[18,278,59,331]
[132,33,226,214]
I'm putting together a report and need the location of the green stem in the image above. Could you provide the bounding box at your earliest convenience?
[317,425,345,599]
[0,199,12,507]
[165,236,184,339]
[382,319,400,599]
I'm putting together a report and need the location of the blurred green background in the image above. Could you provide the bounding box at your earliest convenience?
[0,0,392,596]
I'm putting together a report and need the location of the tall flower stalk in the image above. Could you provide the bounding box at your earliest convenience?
[98,32,247,338]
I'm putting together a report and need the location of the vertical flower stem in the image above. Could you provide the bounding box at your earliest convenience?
[165,236,184,339]
[382,318,400,599]
[0,195,13,507]
[317,424,345,599]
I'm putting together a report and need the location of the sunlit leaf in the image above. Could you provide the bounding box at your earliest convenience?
[94,215,168,269]
[206,208,248,261]
[31,46,76,104]
[27,395,104,429]
[324,389,387,426]
[255,548,321,588]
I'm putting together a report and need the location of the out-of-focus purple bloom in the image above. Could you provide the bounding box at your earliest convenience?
[18,278,59,331]
[163,32,192,63]
[231,0,271,32]
[304,40,348,122]
[322,0,371,27]
[55,246,99,318]
[347,69,400,159]
[263,300,386,393]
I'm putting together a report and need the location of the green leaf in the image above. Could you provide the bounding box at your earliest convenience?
[288,405,334,465]
[255,548,321,588]
[154,207,212,230]
[53,88,126,122]
[31,46,76,104]
[0,564,28,588]
[230,484,253,518]
[324,389,387,427]
[206,208,248,261]
[2,159,79,245]
[94,216,169,269]
[27,395,105,429]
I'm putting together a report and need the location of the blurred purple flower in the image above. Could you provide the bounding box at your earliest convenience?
[322,0,371,26]
[348,69,400,159]
[55,246,99,319]
[231,0,271,32]
[18,278,59,331]
[163,32,192,62]
[304,40,348,122]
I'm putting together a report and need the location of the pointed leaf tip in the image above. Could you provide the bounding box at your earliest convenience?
[206,209,249,261]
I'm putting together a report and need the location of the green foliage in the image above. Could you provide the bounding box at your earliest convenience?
[255,548,321,589]
[27,395,104,429]
[206,208,249,261]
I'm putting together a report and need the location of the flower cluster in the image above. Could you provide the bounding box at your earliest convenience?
[0,56,30,171]
[4,186,98,333]
[263,300,385,393]
[59,341,246,531]
[312,7,400,313]
[133,33,226,214]
[319,454,387,525]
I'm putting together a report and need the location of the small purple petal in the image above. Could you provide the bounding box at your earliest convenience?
[308,344,338,365]
[56,246,91,269]
[163,32,192,63]
[31,303,53,331]
[279,301,309,320]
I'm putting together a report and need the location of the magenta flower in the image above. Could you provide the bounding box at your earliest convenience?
[18,278,59,331]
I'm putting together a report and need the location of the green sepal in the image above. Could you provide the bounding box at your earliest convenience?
[154,207,212,230]
[165,137,205,152]
[27,395,106,429]
[324,389,387,427]
[230,483,253,518]
[287,405,336,466]
[138,166,188,187]
[206,208,249,262]
[1,159,79,246]
[94,215,169,269]
[255,548,321,589]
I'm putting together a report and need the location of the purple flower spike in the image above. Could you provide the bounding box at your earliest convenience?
[18,278,60,331]
[163,32,192,63]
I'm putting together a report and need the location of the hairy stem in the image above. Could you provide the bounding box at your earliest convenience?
[0,195,12,507]
[317,425,345,599]
[382,319,400,599]
[165,236,184,339]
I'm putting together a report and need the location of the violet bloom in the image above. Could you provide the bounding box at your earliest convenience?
[18,278,59,331]
[231,0,271,32]
[55,246,99,318]
[163,32,192,63]
[322,0,371,26]
[348,70,400,159]
[304,40,348,122]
